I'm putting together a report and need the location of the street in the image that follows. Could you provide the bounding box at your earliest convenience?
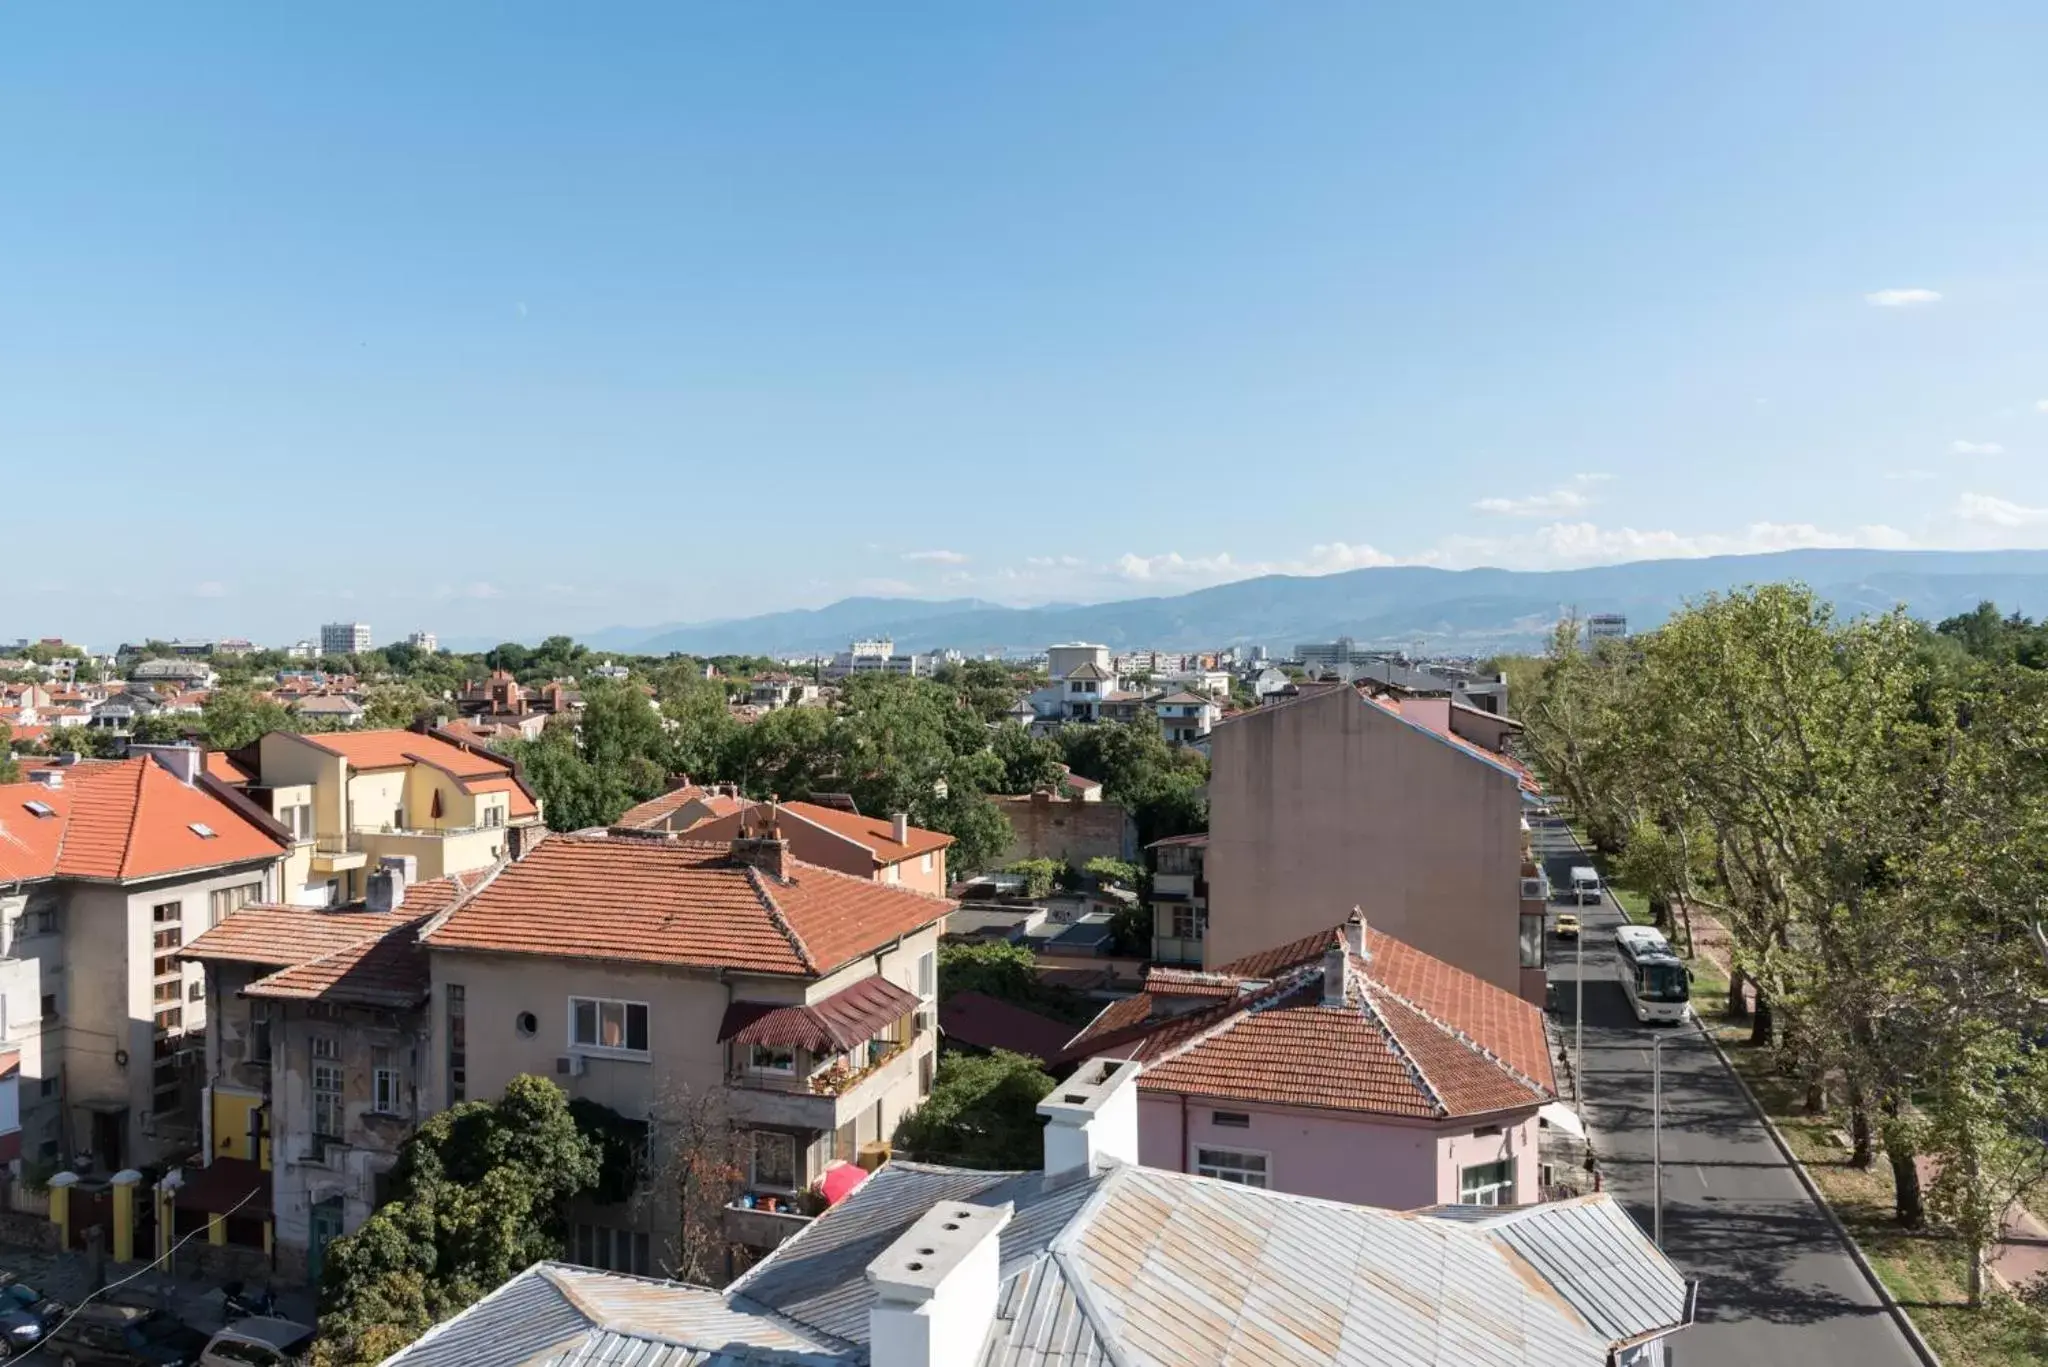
[1534,817,1924,1367]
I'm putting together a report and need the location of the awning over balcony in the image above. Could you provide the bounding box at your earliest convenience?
[720,976,919,1054]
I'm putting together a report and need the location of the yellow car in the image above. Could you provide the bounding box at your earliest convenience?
[1554,913,1581,940]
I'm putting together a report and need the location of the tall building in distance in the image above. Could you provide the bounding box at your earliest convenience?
[320,621,373,654]
[405,630,438,654]
[1586,613,1628,642]
[1294,635,1370,672]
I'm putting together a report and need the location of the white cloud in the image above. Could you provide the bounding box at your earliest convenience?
[191,581,228,598]
[1299,541,1396,572]
[2035,399,2048,414]
[1865,287,1942,307]
[1954,492,2048,528]
[1115,551,1250,583]
[1474,487,1593,517]
[1431,519,1917,570]
[902,549,969,565]
[1951,439,2005,456]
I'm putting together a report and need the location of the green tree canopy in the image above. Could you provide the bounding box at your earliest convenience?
[894,1050,1055,1170]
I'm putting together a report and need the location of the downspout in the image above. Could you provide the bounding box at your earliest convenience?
[1180,1094,1188,1173]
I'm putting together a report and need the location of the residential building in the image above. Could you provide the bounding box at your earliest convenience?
[677,801,954,895]
[217,638,257,656]
[748,674,821,710]
[1204,683,1547,1001]
[90,692,162,733]
[1155,668,1230,699]
[179,862,489,1281]
[589,660,631,681]
[1587,613,1628,641]
[1045,642,1111,680]
[385,1057,1690,1367]
[0,752,292,1172]
[404,630,438,654]
[284,641,318,661]
[129,658,218,689]
[1146,832,1208,965]
[1249,664,1291,699]
[1153,690,1219,746]
[611,782,747,835]
[1064,914,1562,1210]
[289,694,366,727]
[320,622,373,655]
[216,727,544,906]
[419,831,949,1264]
[825,639,933,679]
[1048,660,1114,722]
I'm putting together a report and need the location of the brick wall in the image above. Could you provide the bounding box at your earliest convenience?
[992,795,1135,868]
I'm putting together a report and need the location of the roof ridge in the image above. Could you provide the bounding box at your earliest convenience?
[1354,980,1447,1118]
[744,865,819,975]
[1369,979,1550,1100]
[1142,963,1319,1069]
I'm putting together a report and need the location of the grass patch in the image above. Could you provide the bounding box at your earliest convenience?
[1711,1023,2048,1364]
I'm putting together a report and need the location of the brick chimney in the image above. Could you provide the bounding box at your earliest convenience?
[730,803,789,882]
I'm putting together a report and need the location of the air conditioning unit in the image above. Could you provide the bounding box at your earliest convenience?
[912,1007,934,1037]
[556,1054,589,1077]
[1520,877,1546,901]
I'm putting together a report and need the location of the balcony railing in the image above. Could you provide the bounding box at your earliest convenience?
[1152,935,1205,966]
[733,1039,907,1098]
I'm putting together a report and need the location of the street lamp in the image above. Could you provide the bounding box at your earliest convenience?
[1652,1028,1714,1248]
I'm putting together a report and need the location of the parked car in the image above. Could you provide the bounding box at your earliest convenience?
[0,1273,65,1351]
[201,1316,316,1366]
[44,1301,210,1367]
[1554,912,1580,941]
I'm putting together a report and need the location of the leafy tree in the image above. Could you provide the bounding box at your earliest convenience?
[506,722,605,832]
[202,688,296,752]
[314,1075,601,1366]
[894,1050,1055,1169]
[938,941,1042,1004]
[991,723,1066,794]
[0,751,17,784]
[1004,858,1065,900]
[361,683,444,731]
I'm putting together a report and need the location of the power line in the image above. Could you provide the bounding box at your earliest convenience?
[0,1179,267,1365]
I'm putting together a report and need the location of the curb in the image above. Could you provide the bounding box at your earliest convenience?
[1698,1021,1945,1367]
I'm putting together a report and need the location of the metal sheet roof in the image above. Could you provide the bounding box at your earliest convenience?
[1477,1198,1692,1346]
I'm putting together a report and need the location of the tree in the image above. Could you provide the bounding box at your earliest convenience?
[1004,858,1064,900]
[644,1084,747,1286]
[506,722,604,832]
[314,1074,602,1366]
[0,751,17,784]
[991,723,1066,795]
[894,1050,1056,1169]
[361,684,444,731]
[202,688,295,751]
[938,941,1042,1004]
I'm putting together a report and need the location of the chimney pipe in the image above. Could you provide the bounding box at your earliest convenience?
[892,812,910,845]
[1037,1057,1142,1181]
[27,769,62,789]
[1322,944,1350,1007]
[1341,908,1368,962]
[866,1199,1014,1367]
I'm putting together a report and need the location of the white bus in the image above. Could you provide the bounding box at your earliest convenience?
[1614,924,1691,1024]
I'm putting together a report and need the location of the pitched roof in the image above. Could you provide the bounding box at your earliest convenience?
[935,990,1077,1063]
[613,784,713,830]
[719,975,921,1054]
[180,903,413,969]
[1153,690,1214,705]
[289,728,511,779]
[223,872,489,1007]
[0,760,288,884]
[423,835,954,978]
[1061,661,1111,681]
[204,752,254,786]
[1145,830,1209,850]
[1062,921,1554,1121]
[685,800,954,866]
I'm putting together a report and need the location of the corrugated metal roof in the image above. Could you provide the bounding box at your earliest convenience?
[1477,1197,1692,1346]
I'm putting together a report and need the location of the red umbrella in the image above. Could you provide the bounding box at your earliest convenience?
[819,1161,869,1206]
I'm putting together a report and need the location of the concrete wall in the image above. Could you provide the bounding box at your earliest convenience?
[1136,1093,1540,1208]
[992,794,1135,868]
[876,851,947,898]
[1204,688,1525,993]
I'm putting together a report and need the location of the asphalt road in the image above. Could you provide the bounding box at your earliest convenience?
[1534,817,1923,1367]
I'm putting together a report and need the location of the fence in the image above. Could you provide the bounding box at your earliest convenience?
[1,1179,50,1219]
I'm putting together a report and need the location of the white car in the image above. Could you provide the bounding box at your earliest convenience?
[1569,866,1602,905]
[201,1316,315,1366]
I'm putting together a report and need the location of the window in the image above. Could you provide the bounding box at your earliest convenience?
[372,1047,401,1115]
[34,907,56,935]
[153,927,182,951]
[447,984,466,1102]
[40,994,57,1023]
[1195,1147,1269,1188]
[250,1002,272,1064]
[155,1006,182,1032]
[153,981,180,1004]
[482,804,504,828]
[916,950,935,1000]
[152,901,181,924]
[154,953,181,979]
[1211,1111,1251,1129]
[39,1077,57,1099]
[748,1043,795,1075]
[279,803,313,840]
[516,1011,538,1037]
[918,1050,934,1098]
[313,1035,339,1061]
[1171,904,1202,940]
[1519,912,1544,970]
[209,883,260,927]
[569,1223,651,1276]
[921,852,934,874]
[313,1062,344,1140]
[1458,1159,1514,1206]
[571,997,649,1055]
[751,1130,797,1190]
[189,981,203,1001]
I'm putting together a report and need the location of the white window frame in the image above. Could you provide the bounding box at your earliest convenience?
[920,852,934,874]
[1194,1146,1269,1187]
[916,950,935,1000]
[569,996,650,1058]
[748,1043,796,1075]
[1458,1158,1515,1206]
[312,1062,344,1140]
[372,1047,402,1115]
[750,1130,798,1191]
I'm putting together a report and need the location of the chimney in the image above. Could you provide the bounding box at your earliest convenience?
[891,812,910,845]
[133,743,202,786]
[27,769,61,789]
[731,804,789,882]
[366,855,417,913]
[1322,931,1354,1008]
[866,1199,1014,1367]
[1341,907,1368,961]
[1036,1057,1141,1180]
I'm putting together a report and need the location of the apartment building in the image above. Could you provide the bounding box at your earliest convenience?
[385,1058,1690,1367]
[180,863,488,1282]
[1153,690,1220,746]
[320,622,373,655]
[1146,832,1208,965]
[419,830,950,1269]
[1204,683,1547,1001]
[1063,913,1562,1210]
[0,752,290,1172]
[212,727,544,906]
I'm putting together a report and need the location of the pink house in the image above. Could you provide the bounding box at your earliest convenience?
[1063,911,1561,1209]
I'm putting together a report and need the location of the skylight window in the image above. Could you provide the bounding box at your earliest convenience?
[189,823,217,839]
[23,801,55,819]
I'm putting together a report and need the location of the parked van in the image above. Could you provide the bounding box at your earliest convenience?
[1569,866,1602,905]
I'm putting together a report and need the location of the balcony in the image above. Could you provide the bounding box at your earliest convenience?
[311,835,366,873]
[727,1038,922,1132]
[1151,935,1205,966]
[721,1200,815,1251]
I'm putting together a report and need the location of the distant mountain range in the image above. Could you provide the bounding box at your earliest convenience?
[576,549,2048,658]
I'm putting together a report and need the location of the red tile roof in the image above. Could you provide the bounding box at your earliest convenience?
[204,752,255,786]
[180,904,412,968]
[614,785,713,830]
[1063,921,1554,1121]
[291,728,511,779]
[719,975,920,1053]
[937,990,1077,1063]
[0,760,288,884]
[239,872,486,1006]
[687,800,954,867]
[424,835,954,977]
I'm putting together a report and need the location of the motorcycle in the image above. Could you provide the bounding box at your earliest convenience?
[220,1280,278,1320]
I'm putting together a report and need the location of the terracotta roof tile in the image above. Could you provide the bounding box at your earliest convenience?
[424,835,954,977]
[688,800,954,866]
[240,872,485,1006]
[204,752,255,785]
[0,760,286,884]
[614,786,712,830]
[291,728,511,778]
[181,903,411,968]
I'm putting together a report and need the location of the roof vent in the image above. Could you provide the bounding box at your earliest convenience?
[188,823,217,839]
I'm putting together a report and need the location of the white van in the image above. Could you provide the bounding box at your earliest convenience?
[1569,866,1603,905]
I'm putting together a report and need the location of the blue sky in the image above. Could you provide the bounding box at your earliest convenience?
[6,3,2048,646]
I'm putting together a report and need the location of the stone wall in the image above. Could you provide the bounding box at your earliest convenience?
[992,795,1135,868]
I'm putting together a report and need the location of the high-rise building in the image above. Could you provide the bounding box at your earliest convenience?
[320,621,373,654]
[405,630,439,654]
[1586,613,1627,641]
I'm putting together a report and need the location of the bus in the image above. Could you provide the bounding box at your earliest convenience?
[1614,924,1691,1024]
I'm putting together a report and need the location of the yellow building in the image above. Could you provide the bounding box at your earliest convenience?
[213,727,544,906]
